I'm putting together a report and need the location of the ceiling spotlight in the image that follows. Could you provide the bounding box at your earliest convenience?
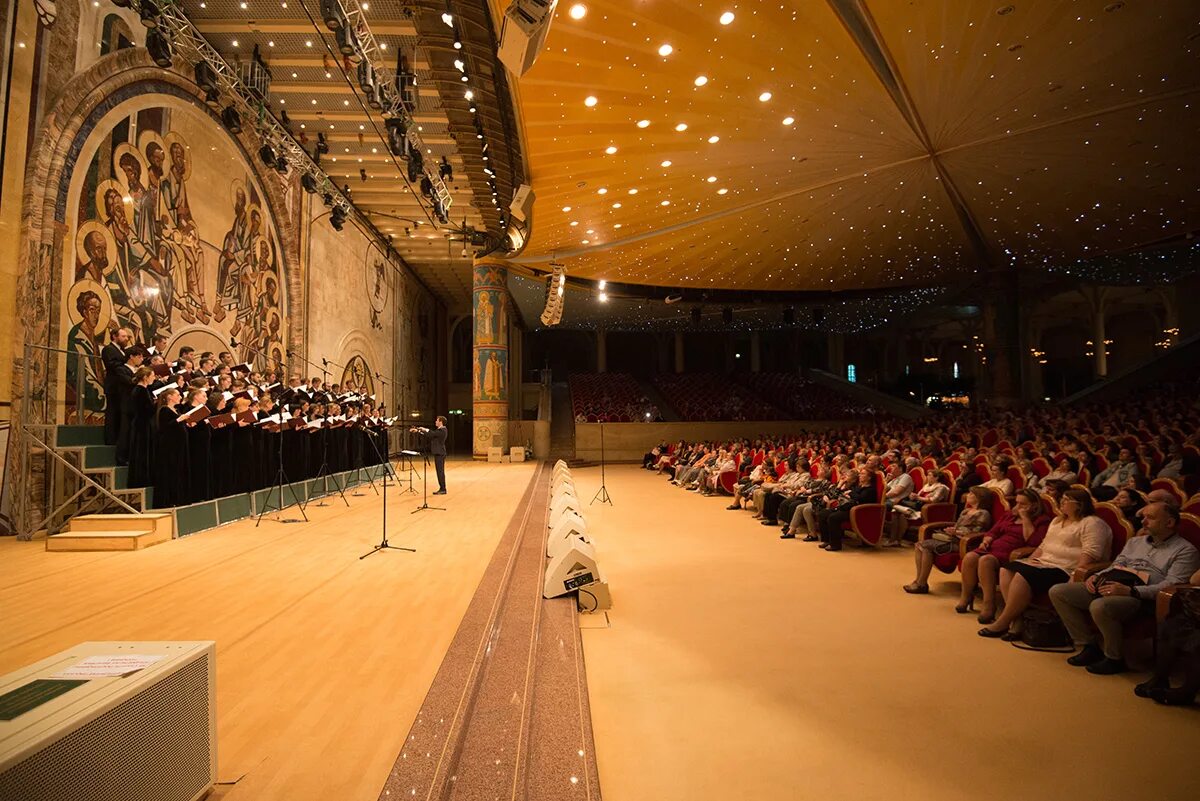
[569,3,587,19]
[661,160,672,167]
[442,11,454,26]
[330,205,347,231]
[717,188,728,195]
[138,1,160,27]
[146,27,173,67]
[584,95,598,107]
[720,11,735,25]
[706,176,717,183]
[275,155,289,175]
[658,44,673,56]
[636,119,650,128]
[605,145,617,154]
[597,187,608,194]
[759,91,772,102]
[221,106,242,134]
[562,206,572,212]
[301,173,319,194]
[259,143,277,168]
[707,135,720,144]
[694,75,708,87]
[675,123,688,132]
[783,116,795,125]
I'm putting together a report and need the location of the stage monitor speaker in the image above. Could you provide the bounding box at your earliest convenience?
[498,0,558,77]
[0,641,216,801]
[510,183,534,221]
[544,543,604,599]
[548,530,592,561]
[553,459,569,473]
[549,494,581,523]
[552,472,574,488]
[548,510,588,554]
[550,487,578,507]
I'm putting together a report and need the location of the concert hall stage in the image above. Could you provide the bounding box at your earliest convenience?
[0,459,536,801]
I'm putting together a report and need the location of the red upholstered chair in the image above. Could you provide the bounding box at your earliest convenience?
[1184,494,1200,518]
[908,467,925,493]
[1088,503,1134,576]
[975,463,991,483]
[921,457,937,472]
[1040,493,1059,518]
[1031,457,1051,478]
[842,471,887,548]
[718,470,738,496]
[1150,479,1185,507]
[1006,465,1025,492]
[944,461,963,480]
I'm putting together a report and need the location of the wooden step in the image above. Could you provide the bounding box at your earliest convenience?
[67,513,174,539]
[46,528,172,552]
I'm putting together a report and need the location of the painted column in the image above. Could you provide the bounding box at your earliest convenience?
[472,261,509,458]
[750,331,762,373]
[674,331,685,373]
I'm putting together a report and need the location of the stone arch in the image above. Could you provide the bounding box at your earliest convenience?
[8,48,304,532]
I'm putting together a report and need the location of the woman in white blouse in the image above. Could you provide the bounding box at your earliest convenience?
[979,488,1112,639]
[981,463,1014,497]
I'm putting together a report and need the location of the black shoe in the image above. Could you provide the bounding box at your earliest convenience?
[1134,678,1168,699]
[760,519,777,526]
[1067,644,1105,667]
[1150,686,1198,706]
[726,505,740,510]
[1086,657,1127,675]
[978,627,1007,639]
[780,532,795,539]
[433,489,447,495]
[802,535,818,542]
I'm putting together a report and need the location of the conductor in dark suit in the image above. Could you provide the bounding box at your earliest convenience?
[101,327,131,445]
[410,415,448,494]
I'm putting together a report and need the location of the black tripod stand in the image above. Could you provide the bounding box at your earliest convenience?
[359,419,415,559]
[232,337,308,526]
[591,421,613,505]
[408,433,445,514]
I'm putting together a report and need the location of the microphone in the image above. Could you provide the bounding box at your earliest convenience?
[230,337,239,348]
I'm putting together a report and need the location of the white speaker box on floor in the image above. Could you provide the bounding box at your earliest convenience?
[544,544,604,599]
[0,641,217,801]
[554,459,568,472]
[548,511,588,554]
[548,530,593,561]
[550,483,577,503]
[549,494,581,523]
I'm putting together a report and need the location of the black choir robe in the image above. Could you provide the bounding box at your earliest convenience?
[186,408,212,504]
[126,385,155,488]
[101,342,126,445]
[152,405,190,508]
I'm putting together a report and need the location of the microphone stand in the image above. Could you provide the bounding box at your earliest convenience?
[233,337,308,525]
[289,349,348,508]
[591,420,613,505]
[376,371,417,495]
[359,418,416,559]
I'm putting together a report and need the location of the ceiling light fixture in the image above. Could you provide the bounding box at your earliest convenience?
[694,75,708,87]
[759,91,772,102]
[720,11,735,25]
[569,3,587,20]
[585,95,598,107]
[597,187,608,194]
[660,160,672,167]
[675,123,688,132]
[717,188,728,195]
[605,145,617,154]
[706,176,717,183]
[636,119,650,128]
[658,44,673,56]
[708,135,720,144]
[783,116,795,125]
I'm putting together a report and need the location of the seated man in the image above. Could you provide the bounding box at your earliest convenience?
[1050,501,1200,675]
[1090,447,1138,501]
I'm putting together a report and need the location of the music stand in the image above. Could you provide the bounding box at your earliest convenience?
[408,447,445,514]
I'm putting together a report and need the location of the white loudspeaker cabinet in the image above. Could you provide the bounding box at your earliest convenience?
[553,459,569,473]
[510,183,534,222]
[548,530,593,562]
[550,484,577,503]
[498,0,559,76]
[548,511,588,555]
[549,495,581,524]
[544,543,604,599]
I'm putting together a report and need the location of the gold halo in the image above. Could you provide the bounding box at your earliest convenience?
[244,202,264,233]
[163,131,192,181]
[75,221,118,276]
[66,279,113,330]
[94,179,127,225]
[251,234,274,270]
[230,178,248,211]
[138,130,167,179]
[258,269,279,301]
[112,142,148,195]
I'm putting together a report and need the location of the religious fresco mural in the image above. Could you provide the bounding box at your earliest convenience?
[340,354,376,397]
[61,104,286,422]
[365,241,390,331]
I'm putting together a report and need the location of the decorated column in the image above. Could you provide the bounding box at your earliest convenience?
[472,260,509,458]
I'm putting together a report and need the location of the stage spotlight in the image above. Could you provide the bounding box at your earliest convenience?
[322,192,334,207]
[406,152,422,183]
[221,106,242,134]
[146,28,173,67]
[321,0,344,30]
[301,174,319,194]
[385,117,407,156]
[336,25,359,57]
[691,307,702,325]
[420,176,433,197]
[330,206,347,231]
[316,132,329,155]
[722,306,733,325]
[359,168,368,182]
[438,156,453,181]
[139,1,160,28]
[258,143,277,167]
[195,61,221,105]
[275,154,289,175]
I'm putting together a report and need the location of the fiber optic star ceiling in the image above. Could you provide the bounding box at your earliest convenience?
[504,0,1200,292]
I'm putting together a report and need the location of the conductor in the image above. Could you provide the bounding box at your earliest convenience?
[410,415,448,494]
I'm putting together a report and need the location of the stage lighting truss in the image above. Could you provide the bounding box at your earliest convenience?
[123,1,354,224]
[324,0,453,216]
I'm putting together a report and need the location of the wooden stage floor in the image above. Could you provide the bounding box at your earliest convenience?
[0,459,536,801]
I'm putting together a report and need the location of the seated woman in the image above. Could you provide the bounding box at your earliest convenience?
[1045,456,1080,486]
[817,467,878,552]
[1042,478,1070,505]
[888,469,951,544]
[728,456,771,510]
[780,463,833,539]
[981,463,1014,498]
[979,488,1112,638]
[904,486,993,595]
[1136,566,1200,706]
[958,489,1050,621]
[1018,459,1041,491]
[1112,488,1147,526]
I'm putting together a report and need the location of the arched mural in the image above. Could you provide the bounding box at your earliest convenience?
[61,100,287,422]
